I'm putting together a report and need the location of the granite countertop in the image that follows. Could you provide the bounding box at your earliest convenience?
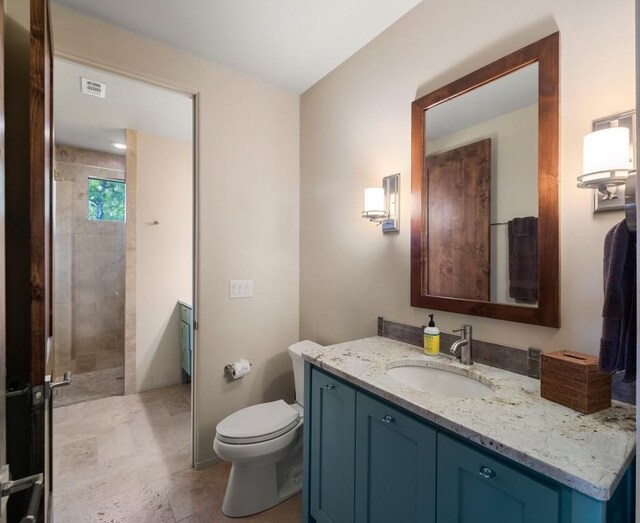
[302,336,636,501]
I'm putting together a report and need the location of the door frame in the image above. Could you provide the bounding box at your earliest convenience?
[50,52,201,468]
[0,0,6,518]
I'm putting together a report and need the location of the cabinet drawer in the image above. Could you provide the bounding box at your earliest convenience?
[437,434,561,523]
[180,304,192,324]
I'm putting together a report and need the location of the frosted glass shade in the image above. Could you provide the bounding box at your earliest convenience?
[362,187,386,219]
[582,127,632,176]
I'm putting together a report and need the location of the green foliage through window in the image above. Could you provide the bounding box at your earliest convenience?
[88,178,126,222]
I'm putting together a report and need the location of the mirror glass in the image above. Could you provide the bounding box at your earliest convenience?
[425,63,539,306]
[410,33,559,327]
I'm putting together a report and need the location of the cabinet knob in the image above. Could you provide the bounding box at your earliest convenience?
[323,384,336,390]
[478,466,496,479]
[382,415,395,423]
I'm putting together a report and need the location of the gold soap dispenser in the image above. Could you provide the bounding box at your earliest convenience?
[423,314,440,356]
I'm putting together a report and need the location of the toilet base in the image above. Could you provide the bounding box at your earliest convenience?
[221,441,303,518]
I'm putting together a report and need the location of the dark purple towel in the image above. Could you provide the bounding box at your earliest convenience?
[599,220,636,382]
[508,217,538,302]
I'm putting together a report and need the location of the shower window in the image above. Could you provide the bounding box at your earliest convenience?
[88,177,126,221]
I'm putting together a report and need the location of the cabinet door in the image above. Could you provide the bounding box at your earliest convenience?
[310,369,356,523]
[437,434,561,523]
[179,321,191,374]
[180,303,192,324]
[355,393,436,523]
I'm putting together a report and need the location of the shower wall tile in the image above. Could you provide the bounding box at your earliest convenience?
[75,250,97,269]
[56,145,126,172]
[76,354,98,373]
[124,129,138,395]
[75,234,97,252]
[73,335,98,355]
[98,250,125,268]
[54,145,126,381]
[97,351,124,370]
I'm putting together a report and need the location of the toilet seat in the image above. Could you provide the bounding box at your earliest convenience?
[216,399,300,444]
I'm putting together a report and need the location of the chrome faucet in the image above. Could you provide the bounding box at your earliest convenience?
[449,324,473,365]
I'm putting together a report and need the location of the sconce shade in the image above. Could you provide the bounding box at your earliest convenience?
[579,127,632,188]
[362,187,386,219]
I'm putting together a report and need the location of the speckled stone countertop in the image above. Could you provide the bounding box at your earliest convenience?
[302,336,636,501]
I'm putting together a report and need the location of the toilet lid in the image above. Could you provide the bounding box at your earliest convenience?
[216,400,300,444]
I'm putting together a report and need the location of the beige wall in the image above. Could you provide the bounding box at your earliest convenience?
[300,0,635,353]
[50,5,300,466]
[135,131,193,392]
[53,145,125,378]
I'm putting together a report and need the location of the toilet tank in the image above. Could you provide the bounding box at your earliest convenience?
[288,340,322,407]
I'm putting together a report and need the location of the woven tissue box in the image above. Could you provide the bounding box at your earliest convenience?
[540,350,611,414]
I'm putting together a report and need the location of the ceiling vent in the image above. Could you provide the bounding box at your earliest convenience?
[80,77,106,98]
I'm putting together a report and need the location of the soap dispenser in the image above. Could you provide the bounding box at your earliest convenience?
[423,314,440,356]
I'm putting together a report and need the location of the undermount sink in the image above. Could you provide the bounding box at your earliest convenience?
[386,362,495,399]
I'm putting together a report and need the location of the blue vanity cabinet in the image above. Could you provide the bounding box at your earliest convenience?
[309,368,356,523]
[437,433,561,523]
[355,393,436,523]
[179,302,192,382]
[303,363,633,523]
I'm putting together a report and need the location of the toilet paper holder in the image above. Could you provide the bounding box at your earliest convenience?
[224,359,253,380]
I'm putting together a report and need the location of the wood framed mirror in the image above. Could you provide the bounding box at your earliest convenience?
[410,33,559,327]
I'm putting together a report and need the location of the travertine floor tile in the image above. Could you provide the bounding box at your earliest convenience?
[160,466,227,521]
[54,465,143,517]
[163,394,191,415]
[96,423,137,463]
[177,492,302,522]
[55,437,98,471]
[136,442,192,484]
[55,479,173,523]
[90,479,174,523]
[52,383,301,522]
[55,451,139,492]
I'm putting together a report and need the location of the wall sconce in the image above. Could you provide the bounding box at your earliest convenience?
[362,173,400,233]
[577,111,636,230]
[579,126,632,196]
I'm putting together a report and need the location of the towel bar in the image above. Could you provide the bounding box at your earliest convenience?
[624,172,636,232]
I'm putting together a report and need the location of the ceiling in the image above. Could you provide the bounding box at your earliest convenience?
[53,0,423,93]
[55,59,193,154]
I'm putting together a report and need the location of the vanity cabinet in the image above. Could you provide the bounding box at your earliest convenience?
[179,302,192,382]
[304,364,633,523]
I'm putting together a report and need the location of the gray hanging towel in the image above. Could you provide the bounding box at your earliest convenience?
[599,220,636,382]
[508,216,538,302]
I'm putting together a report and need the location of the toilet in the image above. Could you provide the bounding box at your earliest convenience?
[213,340,321,517]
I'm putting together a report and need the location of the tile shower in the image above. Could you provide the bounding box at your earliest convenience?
[53,145,126,406]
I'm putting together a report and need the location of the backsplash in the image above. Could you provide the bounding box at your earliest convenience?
[377,317,635,405]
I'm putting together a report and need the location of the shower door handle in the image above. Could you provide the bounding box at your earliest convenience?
[45,372,72,398]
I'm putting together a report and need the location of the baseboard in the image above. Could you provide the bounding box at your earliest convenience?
[195,455,222,470]
[136,378,183,394]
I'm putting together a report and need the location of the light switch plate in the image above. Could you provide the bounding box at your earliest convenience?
[229,280,253,299]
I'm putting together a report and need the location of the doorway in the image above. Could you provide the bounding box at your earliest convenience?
[50,58,197,516]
